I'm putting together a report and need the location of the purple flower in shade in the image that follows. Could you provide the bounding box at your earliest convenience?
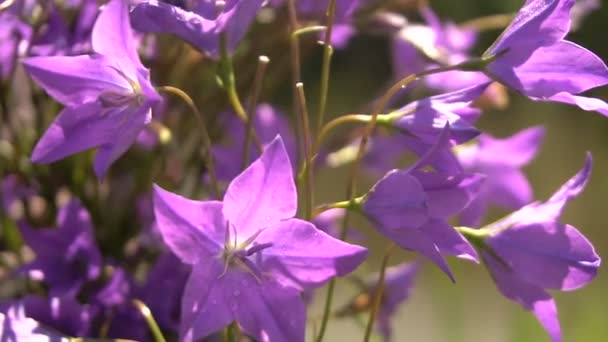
[483,0,608,116]
[137,252,190,332]
[456,126,545,227]
[90,267,148,341]
[1,175,35,218]
[361,127,483,280]
[0,13,31,80]
[0,296,92,338]
[153,136,368,341]
[475,153,600,342]
[0,305,67,341]
[392,7,491,93]
[23,0,162,178]
[337,262,419,342]
[212,104,297,182]
[130,0,265,58]
[18,200,102,297]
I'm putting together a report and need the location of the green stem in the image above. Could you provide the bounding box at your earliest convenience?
[242,55,270,169]
[132,299,167,342]
[157,86,220,199]
[291,25,327,39]
[316,0,337,136]
[219,34,263,153]
[286,0,304,169]
[295,83,314,220]
[363,243,395,342]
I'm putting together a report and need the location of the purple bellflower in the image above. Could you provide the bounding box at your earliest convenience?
[337,262,419,342]
[0,13,31,81]
[456,126,545,226]
[483,0,608,116]
[361,127,483,280]
[153,136,368,341]
[18,200,102,297]
[474,153,600,342]
[130,0,265,58]
[23,0,162,178]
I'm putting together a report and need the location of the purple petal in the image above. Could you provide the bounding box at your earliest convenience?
[92,0,142,74]
[423,173,485,219]
[424,220,478,262]
[231,277,306,342]
[547,92,608,117]
[22,55,129,106]
[152,184,225,264]
[180,261,232,342]
[256,218,367,291]
[363,169,429,230]
[485,169,533,209]
[487,221,600,291]
[476,126,546,166]
[488,40,608,98]
[222,136,297,237]
[484,253,562,342]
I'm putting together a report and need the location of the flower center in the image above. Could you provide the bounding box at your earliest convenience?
[218,222,273,283]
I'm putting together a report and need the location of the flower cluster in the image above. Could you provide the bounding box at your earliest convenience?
[0,0,605,341]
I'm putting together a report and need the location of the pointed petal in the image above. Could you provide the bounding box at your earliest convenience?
[93,0,142,73]
[152,185,225,264]
[23,55,128,106]
[180,261,233,342]
[223,136,297,238]
[458,196,488,227]
[257,218,367,291]
[478,126,545,166]
[363,169,429,230]
[546,92,608,117]
[93,106,151,178]
[423,220,478,262]
[31,103,111,164]
[229,278,305,342]
[484,253,562,342]
[487,221,600,291]
[423,173,486,219]
[488,41,608,98]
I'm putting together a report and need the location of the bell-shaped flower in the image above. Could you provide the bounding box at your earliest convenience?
[130,0,265,58]
[361,127,483,280]
[23,0,162,178]
[483,0,608,116]
[18,200,102,297]
[153,135,368,342]
[476,153,600,342]
[456,126,545,226]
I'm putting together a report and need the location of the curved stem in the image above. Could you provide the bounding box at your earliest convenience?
[316,0,337,136]
[314,114,370,153]
[460,13,515,31]
[292,25,327,39]
[219,35,263,153]
[287,0,304,168]
[363,243,395,342]
[243,56,270,169]
[157,86,220,198]
[295,83,314,220]
[132,299,167,342]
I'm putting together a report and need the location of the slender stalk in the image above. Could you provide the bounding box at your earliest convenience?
[316,61,481,342]
[314,114,370,154]
[225,321,242,342]
[242,55,270,169]
[363,243,395,342]
[292,25,327,39]
[460,13,515,31]
[286,0,304,165]
[157,86,220,198]
[316,0,337,136]
[219,34,263,153]
[295,82,314,220]
[132,299,167,342]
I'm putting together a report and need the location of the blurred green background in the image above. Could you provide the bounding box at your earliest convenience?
[297,1,608,341]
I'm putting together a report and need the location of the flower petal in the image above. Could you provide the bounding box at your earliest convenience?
[180,260,232,342]
[487,221,600,291]
[477,126,545,166]
[257,218,368,291]
[152,185,225,264]
[23,55,128,107]
[222,136,297,239]
[484,252,562,342]
[93,0,142,73]
[423,220,478,262]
